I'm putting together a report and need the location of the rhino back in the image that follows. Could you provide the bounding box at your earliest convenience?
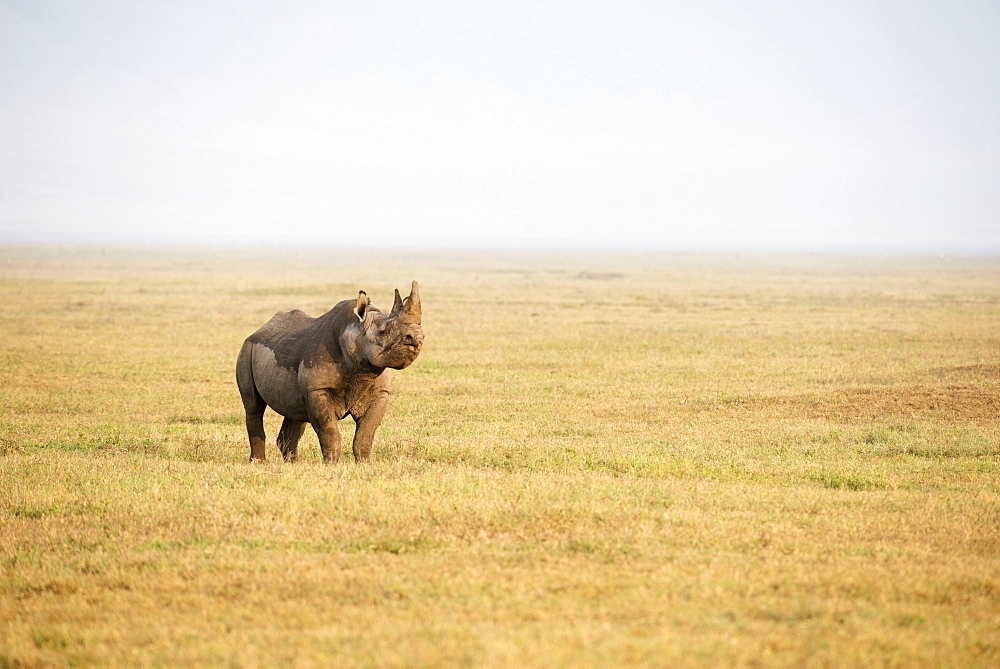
[247,309,315,359]
[244,302,363,420]
[245,310,320,420]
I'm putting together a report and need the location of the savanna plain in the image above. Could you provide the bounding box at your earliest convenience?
[1,245,998,667]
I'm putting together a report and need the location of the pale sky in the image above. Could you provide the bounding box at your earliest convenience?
[2,1,999,252]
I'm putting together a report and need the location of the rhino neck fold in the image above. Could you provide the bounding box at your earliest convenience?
[344,356,385,379]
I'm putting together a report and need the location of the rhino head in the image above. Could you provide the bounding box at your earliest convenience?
[352,281,424,370]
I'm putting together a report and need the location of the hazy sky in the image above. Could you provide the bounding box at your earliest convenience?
[2,1,999,252]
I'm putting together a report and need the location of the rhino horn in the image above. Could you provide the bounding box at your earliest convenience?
[391,281,421,324]
[390,288,404,317]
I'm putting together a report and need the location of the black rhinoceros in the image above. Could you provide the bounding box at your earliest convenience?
[236,282,423,463]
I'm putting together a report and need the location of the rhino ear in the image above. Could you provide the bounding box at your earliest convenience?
[354,290,370,322]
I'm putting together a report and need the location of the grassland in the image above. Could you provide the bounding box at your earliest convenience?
[1,245,998,667]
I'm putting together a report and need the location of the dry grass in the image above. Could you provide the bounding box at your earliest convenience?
[1,245,998,666]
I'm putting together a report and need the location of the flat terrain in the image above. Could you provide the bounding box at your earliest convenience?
[1,245,998,667]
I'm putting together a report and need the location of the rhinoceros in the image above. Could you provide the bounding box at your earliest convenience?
[236,281,423,463]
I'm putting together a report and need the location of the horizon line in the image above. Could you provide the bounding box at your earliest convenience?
[2,233,999,257]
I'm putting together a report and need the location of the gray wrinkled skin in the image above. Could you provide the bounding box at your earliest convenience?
[236,282,424,463]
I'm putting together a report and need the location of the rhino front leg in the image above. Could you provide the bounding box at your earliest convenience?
[314,421,342,464]
[307,389,343,464]
[277,418,306,462]
[353,391,389,462]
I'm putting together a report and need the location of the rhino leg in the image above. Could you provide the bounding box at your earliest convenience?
[314,422,342,464]
[353,391,389,462]
[277,418,306,462]
[307,390,343,464]
[236,341,267,462]
[246,412,267,462]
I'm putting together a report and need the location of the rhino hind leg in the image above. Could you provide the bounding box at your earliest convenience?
[246,412,266,462]
[277,418,306,462]
[237,341,268,462]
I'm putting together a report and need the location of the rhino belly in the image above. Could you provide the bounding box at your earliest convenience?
[251,343,309,421]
